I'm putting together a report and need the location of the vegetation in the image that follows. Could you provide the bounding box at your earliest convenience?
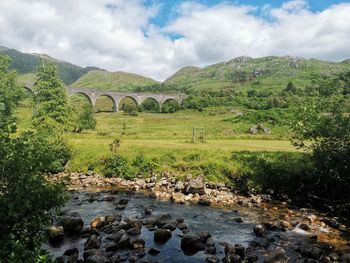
[0,56,68,261]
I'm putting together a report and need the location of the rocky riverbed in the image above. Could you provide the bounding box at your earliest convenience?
[46,172,350,262]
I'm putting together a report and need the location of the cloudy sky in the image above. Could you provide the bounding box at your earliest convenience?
[0,0,350,80]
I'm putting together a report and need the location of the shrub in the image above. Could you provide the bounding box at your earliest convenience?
[103,154,134,179]
[132,154,159,174]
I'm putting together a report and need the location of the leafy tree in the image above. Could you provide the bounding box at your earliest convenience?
[73,104,96,133]
[32,63,70,129]
[0,55,67,261]
[292,98,350,200]
[283,81,298,95]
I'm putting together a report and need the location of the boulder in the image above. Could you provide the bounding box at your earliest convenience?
[340,253,350,262]
[181,232,205,255]
[249,125,259,134]
[85,255,109,263]
[91,216,106,229]
[57,212,84,233]
[154,228,172,243]
[185,177,206,195]
[171,192,186,204]
[156,213,172,227]
[63,248,79,260]
[175,181,185,192]
[222,254,242,263]
[148,248,160,256]
[84,234,101,250]
[253,224,265,236]
[206,255,220,263]
[264,247,289,263]
[198,196,211,206]
[47,225,64,242]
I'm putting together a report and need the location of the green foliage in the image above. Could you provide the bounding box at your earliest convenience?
[72,104,96,133]
[0,55,67,262]
[32,63,70,129]
[140,98,159,112]
[103,154,134,179]
[120,98,138,115]
[132,154,159,174]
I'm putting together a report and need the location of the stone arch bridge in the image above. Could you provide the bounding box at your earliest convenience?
[24,85,187,112]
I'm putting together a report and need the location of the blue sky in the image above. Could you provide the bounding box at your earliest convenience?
[144,0,350,27]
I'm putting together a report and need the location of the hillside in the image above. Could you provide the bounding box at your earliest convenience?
[165,56,350,93]
[0,46,99,85]
[71,70,159,91]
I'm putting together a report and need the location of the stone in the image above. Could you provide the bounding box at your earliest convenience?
[127,227,141,236]
[234,217,244,223]
[249,125,259,134]
[148,248,160,256]
[234,244,246,260]
[47,225,64,242]
[246,254,259,263]
[175,181,185,192]
[340,253,350,262]
[145,208,153,215]
[115,204,126,210]
[171,192,186,204]
[253,224,265,236]
[63,248,79,260]
[83,249,103,260]
[206,255,220,263]
[84,234,101,250]
[118,198,129,205]
[280,220,291,229]
[154,228,172,243]
[85,255,109,263]
[177,222,188,230]
[91,216,106,229]
[223,254,242,263]
[264,247,289,263]
[57,213,84,233]
[55,256,76,263]
[163,221,177,231]
[181,232,205,255]
[300,223,311,231]
[198,196,211,206]
[102,195,115,201]
[156,213,172,227]
[185,177,206,195]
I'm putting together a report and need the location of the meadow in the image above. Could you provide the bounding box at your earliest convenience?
[16,104,297,182]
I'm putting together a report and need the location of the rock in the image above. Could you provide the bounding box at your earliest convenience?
[181,232,205,255]
[197,231,211,242]
[321,218,339,229]
[234,244,246,260]
[249,125,259,134]
[55,256,76,263]
[234,217,244,223]
[118,198,129,205]
[47,225,64,242]
[102,195,115,201]
[264,247,289,263]
[84,234,101,250]
[85,255,109,263]
[115,204,126,210]
[198,196,211,206]
[177,222,188,230]
[164,221,177,231]
[154,228,172,243]
[145,208,153,215]
[63,248,79,260]
[175,181,185,192]
[57,213,84,233]
[280,220,291,229]
[246,254,259,263]
[308,246,322,260]
[156,213,172,227]
[206,255,220,263]
[263,128,270,134]
[222,254,242,263]
[130,236,145,249]
[83,249,103,260]
[253,224,265,236]
[185,177,206,195]
[148,248,160,256]
[127,227,141,236]
[300,223,311,231]
[91,216,106,229]
[340,253,350,262]
[171,192,186,204]
[328,253,339,261]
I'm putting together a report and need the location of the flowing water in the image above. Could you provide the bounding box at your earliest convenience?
[44,190,349,262]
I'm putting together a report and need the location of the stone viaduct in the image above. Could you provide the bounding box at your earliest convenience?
[24,85,187,112]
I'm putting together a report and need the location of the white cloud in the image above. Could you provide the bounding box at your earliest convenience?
[0,0,350,81]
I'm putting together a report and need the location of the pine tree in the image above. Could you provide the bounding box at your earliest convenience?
[32,63,70,128]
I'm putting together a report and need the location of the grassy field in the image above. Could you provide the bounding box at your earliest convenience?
[16,106,297,180]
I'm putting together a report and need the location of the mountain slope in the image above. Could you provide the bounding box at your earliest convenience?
[0,46,99,85]
[71,70,159,91]
[165,56,350,93]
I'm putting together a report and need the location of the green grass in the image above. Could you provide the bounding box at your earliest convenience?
[16,106,297,180]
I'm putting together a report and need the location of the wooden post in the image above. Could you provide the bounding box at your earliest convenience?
[192,127,195,143]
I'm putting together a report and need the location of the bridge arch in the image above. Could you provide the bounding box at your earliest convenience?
[160,98,181,113]
[140,97,161,112]
[69,91,94,107]
[118,96,139,113]
[95,94,117,112]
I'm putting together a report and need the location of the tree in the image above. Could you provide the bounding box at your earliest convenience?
[292,98,350,200]
[32,63,70,129]
[0,56,67,261]
[73,104,96,133]
[284,81,298,95]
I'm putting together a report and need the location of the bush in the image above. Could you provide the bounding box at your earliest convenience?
[103,154,134,179]
[132,154,159,174]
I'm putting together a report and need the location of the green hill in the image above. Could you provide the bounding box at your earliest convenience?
[71,70,159,91]
[0,46,99,85]
[165,56,350,93]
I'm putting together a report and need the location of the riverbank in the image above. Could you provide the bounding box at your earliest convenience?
[47,172,350,262]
